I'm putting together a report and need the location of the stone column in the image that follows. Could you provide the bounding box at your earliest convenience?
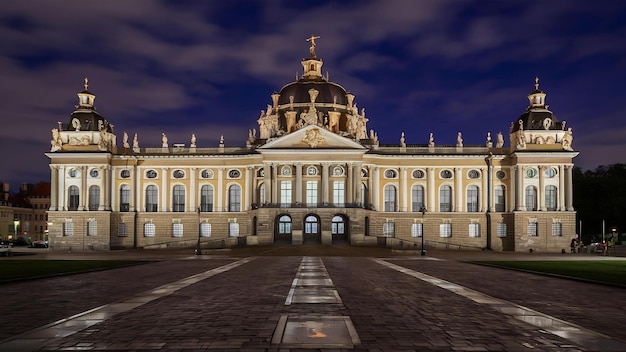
[538,165,546,211]
[566,165,574,211]
[271,163,278,204]
[98,166,106,211]
[245,166,252,211]
[428,168,435,212]
[81,166,88,210]
[482,167,488,213]
[161,168,168,212]
[515,166,523,211]
[217,168,224,211]
[263,163,271,204]
[295,163,303,203]
[454,167,462,212]
[134,166,140,212]
[190,168,196,212]
[372,167,379,211]
[59,166,67,211]
[399,167,407,212]
[322,163,329,205]
[346,163,354,204]
[49,165,58,211]
[558,165,565,211]
[353,163,362,205]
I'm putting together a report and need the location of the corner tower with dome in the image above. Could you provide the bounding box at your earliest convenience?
[45,38,579,253]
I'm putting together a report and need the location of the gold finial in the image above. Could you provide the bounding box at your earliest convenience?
[306,35,320,58]
[534,77,539,91]
[84,77,89,91]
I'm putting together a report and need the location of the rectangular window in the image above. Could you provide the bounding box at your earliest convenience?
[495,186,506,212]
[118,223,128,237]
[89,186,100,211]
[439,186,452,212]
[120,187,130,212]
[306,181,318,206]
[467,186,479,212]
[383,221,395,237]
[411,186,424,212]
[172,223,183,237]
[527,221,538,236]
[200,186,213,212]
[439,223,452,238]
[144,223,155,237]
[87,219,97,236]
[411,223,423,238]
[497,223,507,237]
[469,223,480,238]
[229,221,239,237]
[552,222,562,236]
[546,186,557,211]
[333,181,345,207]
[280,181,292,207]
[200,223,212,237]
[63,219,74,236]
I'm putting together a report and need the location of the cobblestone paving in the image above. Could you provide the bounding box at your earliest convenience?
[1,247,624,351]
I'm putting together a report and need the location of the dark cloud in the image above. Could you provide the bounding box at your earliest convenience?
[1,0,625,190]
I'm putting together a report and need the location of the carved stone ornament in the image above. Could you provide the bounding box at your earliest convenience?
[302,128,326,148]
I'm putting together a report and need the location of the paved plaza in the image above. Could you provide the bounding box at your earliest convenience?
[1,245,625,351]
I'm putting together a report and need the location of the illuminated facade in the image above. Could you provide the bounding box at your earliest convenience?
[46,41,578,252]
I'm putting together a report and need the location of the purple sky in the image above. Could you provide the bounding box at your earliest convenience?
[1,1,625,192]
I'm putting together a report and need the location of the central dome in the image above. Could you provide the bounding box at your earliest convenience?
[254,37,370,142]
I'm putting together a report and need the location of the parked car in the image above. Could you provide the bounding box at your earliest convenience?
[32,240,49,248]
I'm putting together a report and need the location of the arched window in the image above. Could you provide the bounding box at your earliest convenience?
[466,185,479,212]
[304,215,319,234]
[439,185,452,212]
[145,185,158,212]
[278,215,291,234]
[172,185,185,212]
[384,185,397,212]
[525,186,537,211]
[229,184,241,212]
[119,185,130,212]
[200,185,213,212]
[68,185,79,211]
[89,185,100,211]
[411,185,424,212]
[332,215,346,235]
[545,185,558,211]
[495,185,506,212]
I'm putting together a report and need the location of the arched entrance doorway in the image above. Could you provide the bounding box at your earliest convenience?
[303,214,321,243]
[275,214,292,243]
[332,214,349,243]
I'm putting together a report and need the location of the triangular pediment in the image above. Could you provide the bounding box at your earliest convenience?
[258,125,366,151]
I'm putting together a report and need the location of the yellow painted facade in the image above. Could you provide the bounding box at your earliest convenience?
[46,43,578,253]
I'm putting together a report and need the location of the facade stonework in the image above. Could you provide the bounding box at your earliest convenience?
[46,41,578,253]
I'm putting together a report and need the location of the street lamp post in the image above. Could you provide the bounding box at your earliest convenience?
[420,207,426,256]
[196,207,202,255]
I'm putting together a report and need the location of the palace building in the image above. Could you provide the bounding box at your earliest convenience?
[46,39,578,253]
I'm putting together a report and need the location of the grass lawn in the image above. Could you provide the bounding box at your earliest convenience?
[470,260,626,287]
[0,260,150,282]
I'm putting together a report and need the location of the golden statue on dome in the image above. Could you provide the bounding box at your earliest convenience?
[306,35,320,58]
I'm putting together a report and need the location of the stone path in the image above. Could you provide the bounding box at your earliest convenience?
[1,247,625,351]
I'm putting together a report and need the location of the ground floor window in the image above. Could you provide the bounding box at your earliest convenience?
[411,223,423,237]
[497,223,507,237]
[305,215,319,234]
[172,223,183,237]
[440,223,452,238]
[469,223,480,238]
[278,215,291,234]
[331,215,345,235]
[229,221,240,237]
[64,219,73,236]
[118,223,128,237]
[552,222,562,236]
[87,219,97,236]
[383,221,395,237]
[527,221,538,236]
[144,222,155,237]
[200,222,212,237]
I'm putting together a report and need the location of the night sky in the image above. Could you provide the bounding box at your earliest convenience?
[2,1,625,192]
